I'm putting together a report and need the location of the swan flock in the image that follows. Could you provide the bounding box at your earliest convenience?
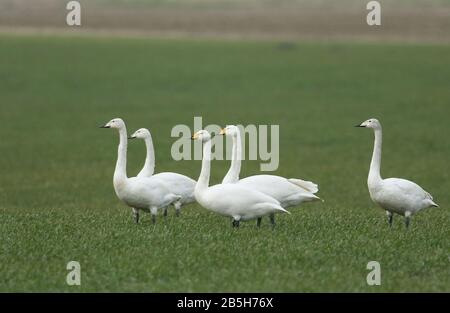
[100,117,439,229]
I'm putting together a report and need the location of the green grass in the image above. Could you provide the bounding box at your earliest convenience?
[0,35,449,292]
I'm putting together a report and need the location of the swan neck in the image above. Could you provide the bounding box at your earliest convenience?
[223,133,241,183]
[369,128,382,183]
[196,140,211,191]
[142,135,155,176]
[114,127,128,182]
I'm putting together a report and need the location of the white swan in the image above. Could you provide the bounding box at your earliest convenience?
[129,128,196,219]
[356,118,439,228]
[192,130,290,228]
[220,125,321,227]
[100,118,181,224]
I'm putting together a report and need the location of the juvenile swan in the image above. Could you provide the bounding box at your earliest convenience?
[192,130,290,228]
[220,125,320,228]
[100,118,180,224]
[129,128,196,219]
[356,118,439,228]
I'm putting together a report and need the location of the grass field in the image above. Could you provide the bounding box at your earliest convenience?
[0,35,449,292]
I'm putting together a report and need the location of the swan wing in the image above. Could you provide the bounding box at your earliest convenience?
[374,178,438,212]
[287,178,319,194]
[152,172,196,203]
[198,184,283,218]
[238,175,319,207]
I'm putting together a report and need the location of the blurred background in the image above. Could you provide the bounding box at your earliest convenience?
[1,0,449,42]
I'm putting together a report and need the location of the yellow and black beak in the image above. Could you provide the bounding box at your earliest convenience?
[219,128,226,135]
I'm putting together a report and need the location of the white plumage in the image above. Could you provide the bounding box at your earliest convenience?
[192,130,289,228]
[101,118,181,224]
[356,118,439,228]
[219,125,320,227]
[129,128,196,220]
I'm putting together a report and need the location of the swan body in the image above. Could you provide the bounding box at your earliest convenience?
[219,125,320,226]
[357,118,438,228]
[101,118,180,224]
[192,130,289,227]
[238,175,320,208]
[129,128,196,219]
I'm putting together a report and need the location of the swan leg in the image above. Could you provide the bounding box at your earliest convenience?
[269,214,276,229]
[386,211,393,227]
[405,211,411,229]
[174,202,181,217]
[150,207,157,224]
[163,207,168,218]
[232,219,240,228]
[256,218,262,228]
[132,208,140,224]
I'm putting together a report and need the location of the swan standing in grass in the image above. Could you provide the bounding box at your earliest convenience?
[129,128,196,220]
[356,118,439,228]
[219,125,321,228]
[192,130,290,228]
[100,118,181,224]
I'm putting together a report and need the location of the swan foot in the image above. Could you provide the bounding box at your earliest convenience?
[405,211,411,229]
[386,211,393,227]
[232,220,240,228]
[269,214,276,229]
[256,218,262,228]
[132,208,140,224]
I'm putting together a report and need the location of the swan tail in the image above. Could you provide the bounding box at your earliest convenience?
[272,204,291,215]
[288,178,319,194]
[312,194,325,203]
[424,190,438,207]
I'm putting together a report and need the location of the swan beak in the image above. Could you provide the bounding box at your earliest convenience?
[219,128,226,135]
[128,136,136,140]
[191,133,199,140]
[99,125,110,128]
[355,123,365,128]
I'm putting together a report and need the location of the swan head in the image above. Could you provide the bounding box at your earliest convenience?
[356,118,381,130]
[100,118,125,130]
[129,128,151,140]
[192,130,211,142]
[219,125,239,137]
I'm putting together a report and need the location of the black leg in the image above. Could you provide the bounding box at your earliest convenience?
[386,211,393,227]
[257,218,262,228]
[152,214,156,224]
[175,203,181,217]
[163,208,168,218]
[405,211,412,229]
[232,220,240,228]
[132,209,139,224]
[269,214,276,229]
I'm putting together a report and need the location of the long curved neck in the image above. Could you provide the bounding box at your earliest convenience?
[114,127,128,183]
[196,140,212,191]
[368,128,382,184]
[223,132,241,183]
[140,135,155,176]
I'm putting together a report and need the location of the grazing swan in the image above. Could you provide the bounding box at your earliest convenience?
[100,118,181,224]
[220,125,321,227]
[129,128,196,219]
[356,118,439,228]
[192,130,290,228]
